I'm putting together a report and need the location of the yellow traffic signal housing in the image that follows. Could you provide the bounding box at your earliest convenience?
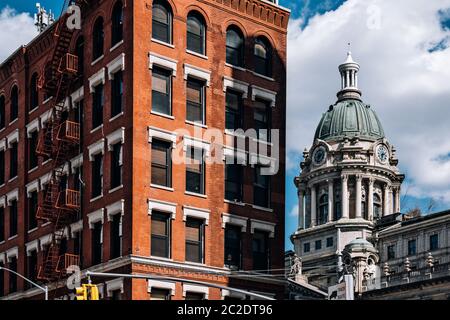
[75,286,87,300]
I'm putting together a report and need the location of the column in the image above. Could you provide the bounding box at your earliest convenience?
[383,184,389,217]
[310,185,317,227]
[298,189,305,229]
[367,178,374,221]
[355,175,362,218]
[389,187,394,215]
[327,179,334,223]
[346,71,350,88]
[341,175,349,219]
[395,187,401,213]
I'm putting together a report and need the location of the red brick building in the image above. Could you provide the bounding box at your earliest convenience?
[0,0,289,300]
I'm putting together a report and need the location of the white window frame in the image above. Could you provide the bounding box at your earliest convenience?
[88,208,104,229]
[88,139,105,161]
[250,219,276,238]
[147,280,176,296]
[184,64,211,87]
[6,188,19,205]
[6,246,18,262]
[107,53,125,80]
[70,220,83,238]
[148,126,177,148]
[148,199,176,219]
[222,213,248,232]
[106,127,125,151]
[7,129,19,147]
[89,68,106,93]
[26,118,40,137]
[223,76,249,98]
[183,136,210,156]
[251,85,277,108]
[107,199,125,222]
[149,52,177,76]
[183,206,210,225]
[106,277,124,297]
[26,179,40,197]
[26,240,39,256]
[183,284,209,299]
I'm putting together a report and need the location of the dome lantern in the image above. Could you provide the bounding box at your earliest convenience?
[337,51,362,102]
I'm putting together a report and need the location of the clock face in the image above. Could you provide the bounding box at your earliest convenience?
[313,146,326,165]
[377,145,389,163]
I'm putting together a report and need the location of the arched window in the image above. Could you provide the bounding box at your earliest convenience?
[254,37,272,77]
[30,73,39,111]
[92,17,104,61]
[10,85,18,122]
[152,0,172,44]
[111,1,124,46]
[226,26,244,67]
[75,36,84,75]
[318,194,328,225]
[187,12,206,55]
[0,95,5,129]
[373,193,382,219]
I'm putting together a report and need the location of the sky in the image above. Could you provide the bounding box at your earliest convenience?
[1,0,450,251]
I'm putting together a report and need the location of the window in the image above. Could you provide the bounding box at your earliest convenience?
[111,1,124,46]
[92,84,104,129]
[29,131,38,170]
[226,27,244,67]
[224,225,242,270]
[151,288,171,300]
[315,240,322,250]
[152,67,172,115]
[185,292,204,300]
[225,90,243,130]
[92,154,103,198]
[26,250,38,289]
[9,141,18,179]
[185,218,204,263]
[0,95,5,129]
[28,191,38,230]
[326,237,334,248]
[387,244,395,260]
[111,289,122,300]
[187,12,206,55]
[303,242,310,253]
[111,143,123,189]
[186,78,206,124]
[0,150,4,185]
[334,185,341,220]
[151,140,172,187]
[252,231,269,271]
[225,163,243,202]
[430,234,439,251]
[373,193,382,219]
[30,73,39,110]
[408,239,416,256]
[10,85,18,122]
[92,17,104,60]
[318,194,328,225]
[75,99,84,148]
[253,166,270,208]
[9,199,17,237]
[0,207,4,242]
[254,99,271,142]
[152,0,172,44]
[111,70,123,117]
[110,214,122,259]
[186,148,205,194]
[8,256,17,293]
[75,36,84,75]
[0,262,4,297]
[151,211,171,258]
[92,221,103,265]
[254,37,272,77]
[74,231,83,268]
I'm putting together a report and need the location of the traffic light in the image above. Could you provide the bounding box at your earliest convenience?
[74,284,99,300]
[75,286,87,300]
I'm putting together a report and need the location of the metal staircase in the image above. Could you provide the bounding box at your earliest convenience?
[35,0,86,282]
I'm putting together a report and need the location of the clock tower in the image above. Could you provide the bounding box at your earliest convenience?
[291,52,405,288]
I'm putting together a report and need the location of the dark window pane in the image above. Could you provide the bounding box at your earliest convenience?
[225,225,241,270]
[185,292,204,300]
[187,14,205,55]
[152,68,171,115]
[151,140,171,187]
[151,288,171,300]
[254,167,270,208]
[9,200,17,236]
[92,222,103,265]
[152,3,172,43]
[252,231,269,271]
[186,148,204,194]
[186,218,203,263]
[225,163,242,202]
[0,95,5,128]
[226,28,244,67]
[186,79,205,124]
[0,207,4,242]
[111,71,123,117]
[112,1,124,46]
[254,38,272,77]
[225,90,242,130]
[151,212,170,258]
[93,18,104,60]
[10,86,18,121]
[93,84,104,128]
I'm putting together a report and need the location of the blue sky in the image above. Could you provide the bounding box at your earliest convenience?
[1,0,450,251]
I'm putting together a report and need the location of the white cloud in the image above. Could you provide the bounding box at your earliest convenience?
[289,205,298,218]
[0,7,38,62]
[286,0,450,205]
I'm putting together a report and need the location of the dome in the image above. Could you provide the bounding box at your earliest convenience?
[314,99,385,142]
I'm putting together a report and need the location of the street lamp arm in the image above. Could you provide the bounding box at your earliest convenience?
[0,266,48,300]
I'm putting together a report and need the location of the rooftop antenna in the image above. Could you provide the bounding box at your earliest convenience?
[34,3,55,33]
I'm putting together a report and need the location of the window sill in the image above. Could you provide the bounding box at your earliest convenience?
[224,199,245,206]
[0,240,4,245]
[150,110,175,120]
[42,96,53,104]
[251,138,273,147]
[28,107,39,114]
[27,227,38,234]
[28,166,38,174]
[0,127,5,133]
[251,71,275,82]
[42,158,52,166]
[110,40,124,52]
[151,38,175,49]
[109,112,124,122]
[185,191,207,199]
[186,49,208,60]
[109,185,123,194]
[90,194,103,202]
[151,184,174,192]
[149,256,173,262]
[185,120,207,128]
[8,235,18,241]
[252,205,273,212]
[90,124,103,134]
[42,221,51,227]
[224,129,246,138]
[225,63,246,72]
[91,55,105,66]
[8,176,17,183]
[9,118,18,126]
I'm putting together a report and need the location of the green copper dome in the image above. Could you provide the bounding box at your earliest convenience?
[314,99,385,142]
